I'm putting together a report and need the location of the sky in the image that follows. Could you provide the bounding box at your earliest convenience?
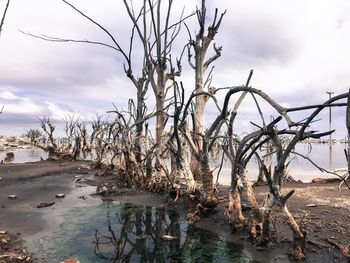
[0,0,350,139]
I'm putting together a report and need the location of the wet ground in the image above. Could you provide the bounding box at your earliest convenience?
[0,161,349,262]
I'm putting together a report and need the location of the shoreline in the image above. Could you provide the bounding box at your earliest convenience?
[1,145,348,184]
[0,160,349,262]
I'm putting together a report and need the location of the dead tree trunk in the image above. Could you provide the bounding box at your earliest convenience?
[187,0,226,145]
[224,111,248,230]
[123,0,188,172]
[257,94,349,258]
[228,117,281,235]
[346,88,350,176]
[63,114,79,152]
[38,116,58,154]
[185,0,226,187]
[167,84,196,192]
[77,122,88,158]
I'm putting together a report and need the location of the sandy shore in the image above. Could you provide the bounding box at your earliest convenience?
[0,160,349,262]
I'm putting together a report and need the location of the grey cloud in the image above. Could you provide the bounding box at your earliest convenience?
[216,20,297,68]
[0,113,41,136]
[1,0,350,141]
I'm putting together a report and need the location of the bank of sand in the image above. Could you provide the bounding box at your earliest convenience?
[0,160,349,262]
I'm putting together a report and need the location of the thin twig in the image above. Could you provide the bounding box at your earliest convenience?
[0,0,10,37]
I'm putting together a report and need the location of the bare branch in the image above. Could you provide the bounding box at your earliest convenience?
[61,0,130,62]
[286,102,347,112]
[0,0,10,37]
[203,43,222,69]
[291,151,350,190]
[20,31,123,52]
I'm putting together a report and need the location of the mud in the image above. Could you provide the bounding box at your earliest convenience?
[0,161,349,262]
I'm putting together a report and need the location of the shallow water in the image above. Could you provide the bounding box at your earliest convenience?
[0,147,48,163]
[26,197,251,262]
[214,143,348,184]
[1,143,347,183]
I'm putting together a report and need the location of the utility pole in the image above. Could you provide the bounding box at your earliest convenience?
[326,91,334,146]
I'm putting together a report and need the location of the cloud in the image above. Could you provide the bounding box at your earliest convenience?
[0,91,18,100]
[0,91,42,115]
[1,0,350,139]
[0,113,40,136]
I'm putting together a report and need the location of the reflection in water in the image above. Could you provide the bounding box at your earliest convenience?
[29,202,248,262]
[215,143,348,183]
[0,148,48,163]
[1,144,347,172]
[0,147,96,163]
[1,144,348,183]
[91,203,247,262]
[93,204,183,262]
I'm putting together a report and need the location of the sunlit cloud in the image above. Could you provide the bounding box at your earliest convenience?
[0,91,18,100]
[0,91,42,115]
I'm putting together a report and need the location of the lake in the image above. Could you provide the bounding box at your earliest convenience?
[0,143,347,183]
[211,142,347,184]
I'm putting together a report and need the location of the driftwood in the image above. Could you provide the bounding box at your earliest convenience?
[36,202,55,208]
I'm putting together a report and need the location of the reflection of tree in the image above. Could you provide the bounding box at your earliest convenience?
[175,226,244,262]
[168,209,181,258]
[93,203,246,262]
[173,225,217,262]
[93,204,183,262]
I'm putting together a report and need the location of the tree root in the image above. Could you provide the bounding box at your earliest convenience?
[186,189,219,224]
[147,176,167,192]
[284,205,306,260]
[327,239,350,260]
[250,218,263,239]
[225,190,247,231]
[187,210,201,224]
[288,230,307,260]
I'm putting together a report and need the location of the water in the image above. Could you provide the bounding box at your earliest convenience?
[27,200,250,262]
[0,147,48,163]
[8,144,346,262]
[1,143,347,183]
[214,143,348,184]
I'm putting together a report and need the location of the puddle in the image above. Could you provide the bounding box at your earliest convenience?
[25,195,251,262]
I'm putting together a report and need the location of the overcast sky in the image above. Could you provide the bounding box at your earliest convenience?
[1,0,350,139]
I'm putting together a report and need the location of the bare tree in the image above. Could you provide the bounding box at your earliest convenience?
[257,93,347,259]
[165,81,196,192]
[77,121,89,156]
[63,114,79,151]
[38,116,58,154]
[90,116,110,169]
[186,0,225,151]
[220,86,348,259]
[121,0,194,170]
[23,0,192,172]
[25,128,42,144]
[55,0,150,165]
